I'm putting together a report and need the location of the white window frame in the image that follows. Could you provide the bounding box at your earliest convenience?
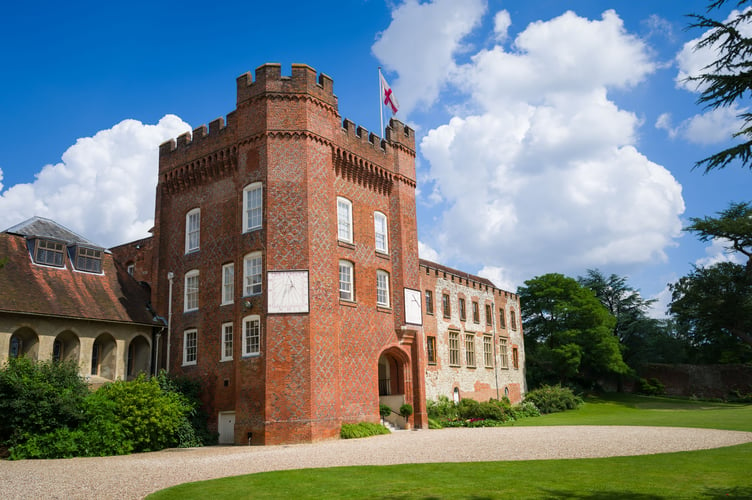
[221,322,233,361]
[243,252,262,296]
[221,263,234,305]
[183,329,197,366]
[185,208,200,253]
[243,182,263,233]
[374,211,388,253]
[242,315,261,357]
[339,260,354,301]
[337,197,353,243]
[376,269,390,307]
[184,269,199,312]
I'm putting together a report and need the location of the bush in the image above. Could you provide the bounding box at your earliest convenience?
[379,404,392,420]
[524,385,583,414]
[0,357,89,447]
[511,400,541,419]
[340,422,390,439]
[156,372,215,446]
[427,395,458,420]
[399,403,413,419]
[85,374,192,453]
[636,377,665,396]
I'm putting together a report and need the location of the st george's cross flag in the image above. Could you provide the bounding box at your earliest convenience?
[379,70,400,115]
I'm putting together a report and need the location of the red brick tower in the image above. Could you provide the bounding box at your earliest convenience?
[151,64,424,444]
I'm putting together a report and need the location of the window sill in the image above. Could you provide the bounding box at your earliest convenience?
[242,353,261,358]
[338,240,355,250]
[220,358,233,362]
[375,250,390,260]
[376,305,392,313]
[182,362,197,367]
[339,299,357,308]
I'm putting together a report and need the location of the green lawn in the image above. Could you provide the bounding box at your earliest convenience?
[148,394,752,499]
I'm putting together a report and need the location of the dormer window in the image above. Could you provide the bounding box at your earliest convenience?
[75,247,102,273]
[34,239,64,267]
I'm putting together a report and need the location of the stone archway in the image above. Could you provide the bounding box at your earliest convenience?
[91,333,117,380]
[10,327,39,360]
[127,335,151,380]
[53,330,80,364]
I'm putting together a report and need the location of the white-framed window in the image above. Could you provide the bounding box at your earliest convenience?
[243,252,262,296]
[465,334,476,367]
[222,263,234,305]
[374,211,388,253]
[337,197,353,243]
[76,247,102,273]
[339,260,354,301]
[242,315,261,356]
[449,331,460,366]
[127,263,135,276]
[243,182,263,232]
[376,270,390,307]
[484,335,493,368]
[185,208,200,253]
[500,337,509,369]
[34,239,65,267]
[221,322,233,361]
[184,269,199,311]
[183,329,197,366]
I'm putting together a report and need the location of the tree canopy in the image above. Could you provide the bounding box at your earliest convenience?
[518,273,628,388]
[688,0,752,172]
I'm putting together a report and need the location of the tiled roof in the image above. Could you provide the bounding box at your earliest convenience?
[419,258,500,290]
[4,216,99,247]
[0,231,158,326]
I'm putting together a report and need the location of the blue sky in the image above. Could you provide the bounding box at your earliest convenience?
[1,0,750,316]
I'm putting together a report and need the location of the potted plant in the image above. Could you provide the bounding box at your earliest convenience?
[379,403,391,424]
[399,403,413,429]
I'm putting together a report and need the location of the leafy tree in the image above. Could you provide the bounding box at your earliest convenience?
[518,273,628,388]
[688,1,752,172]
[686,201,752,276]
[672,201,752,354]
[669,261,752,360]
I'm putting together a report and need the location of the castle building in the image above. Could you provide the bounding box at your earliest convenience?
[2,63,525,446]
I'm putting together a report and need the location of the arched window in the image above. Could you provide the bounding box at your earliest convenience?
[374,211,388,253]
[185,208,200,253]
[339,260,354,301]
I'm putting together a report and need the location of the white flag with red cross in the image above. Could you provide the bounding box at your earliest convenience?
[379,71,400,115]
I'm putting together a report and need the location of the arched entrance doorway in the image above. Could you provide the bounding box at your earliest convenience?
[377,347,411,428]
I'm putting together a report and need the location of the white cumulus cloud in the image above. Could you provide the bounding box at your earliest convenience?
[0,115,192,248]
[372,0,486,116]
[374,5,684,289]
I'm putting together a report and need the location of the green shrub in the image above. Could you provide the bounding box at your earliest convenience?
[85,374,191,453]
[379,404,392,420]
[0,357,89,447]
[427,395,458,420]
[524,385,583,414]
[511,400,541,419]
[457,398,513,422]
[636,377,665,396]
[340,422,390,439]
[427,417,444,429]
[156,372,215,446]
[399,403,413,419]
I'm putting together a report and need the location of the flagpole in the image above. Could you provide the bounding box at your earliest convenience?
[378,67,384,137]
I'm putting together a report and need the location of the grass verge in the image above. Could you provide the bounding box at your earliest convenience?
[147,394,752,499]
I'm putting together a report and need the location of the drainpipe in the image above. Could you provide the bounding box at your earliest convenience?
[492,303,500,401]
[166,271,174,374]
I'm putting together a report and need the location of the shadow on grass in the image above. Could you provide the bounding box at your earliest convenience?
[537,485,752,499]
[586,393,746,411]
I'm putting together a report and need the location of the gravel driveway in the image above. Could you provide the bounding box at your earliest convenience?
[2,426,751,499]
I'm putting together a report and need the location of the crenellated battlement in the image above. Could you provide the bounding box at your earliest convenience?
[159,116,229,157]
[236,63,337,109]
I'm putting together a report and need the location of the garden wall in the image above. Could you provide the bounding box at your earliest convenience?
[639,363,752,399]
